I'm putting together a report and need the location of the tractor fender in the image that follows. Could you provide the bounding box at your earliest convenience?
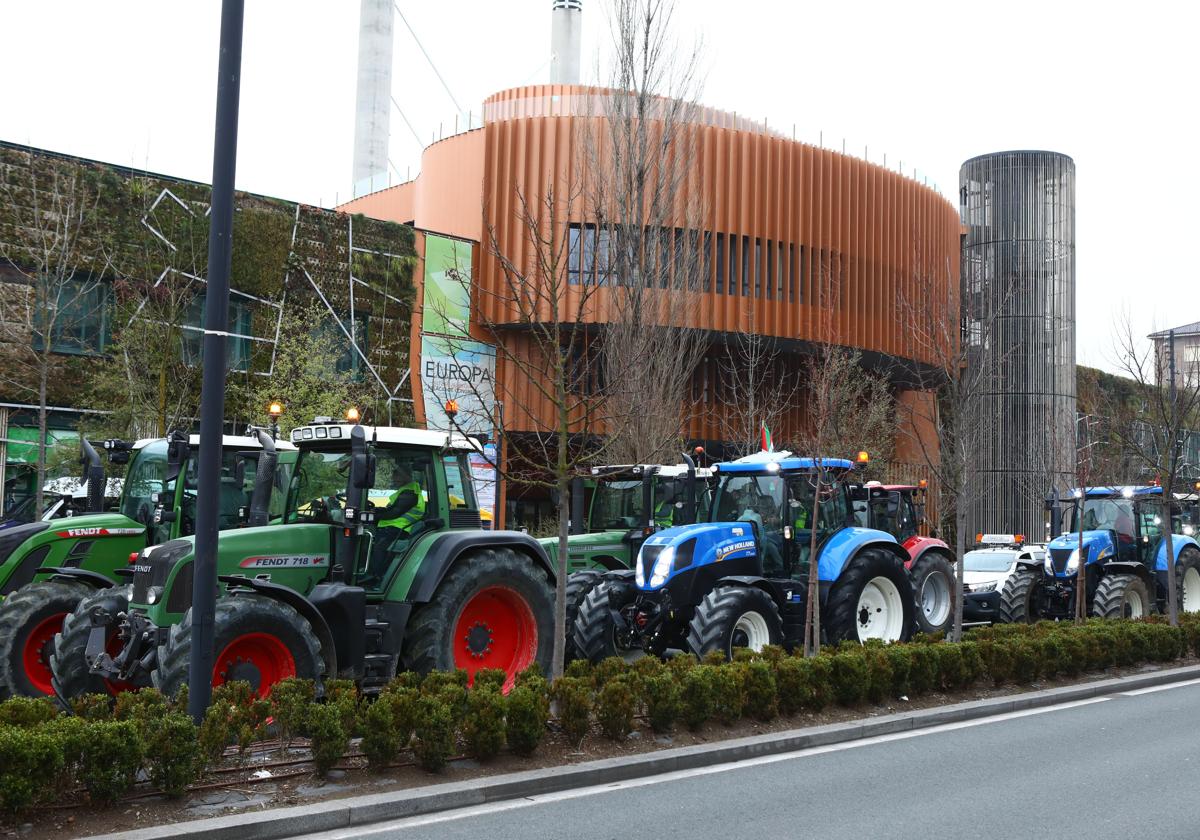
[903,536,954,567]
[1101,561,1154,585]
[218,575,339,679]
[713,575,796,604]
[46,567,112,590]
[1154,535,1200,572]
[406,530,556,605]
[1014,557,1044,572]
[818,528,906,583]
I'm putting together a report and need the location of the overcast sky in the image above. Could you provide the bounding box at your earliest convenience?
[1,1,1194,374]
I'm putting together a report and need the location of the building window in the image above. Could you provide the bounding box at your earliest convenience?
[701,231,711,293]
[32,274,110,356]
[180,293,253,371]
[765,239,773,300]
[568,225,582,285]
[716,233,726,294]
[741,235,750,297]
[754,238,763,299]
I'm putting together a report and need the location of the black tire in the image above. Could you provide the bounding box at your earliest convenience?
[1175,548,1200,615]
[1093,574,1152,619]
[825,548,916,644]
[51,584,140,702]
[0,580,90,699]
[572,577,638,663]
[154,593,324,699]
[401,547,555,685]
[564,570,604,661]
[685,585,783,659]
[998,567,1039,624]
[909,551,955,635]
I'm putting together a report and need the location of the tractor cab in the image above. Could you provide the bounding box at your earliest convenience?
[854,482,929,543]
[1049,487,1178,577]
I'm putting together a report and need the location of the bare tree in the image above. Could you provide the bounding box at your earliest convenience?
[716,307,803,458]
[586,0,710,464]
[0,154,111,512]
[1109,314,1200,625]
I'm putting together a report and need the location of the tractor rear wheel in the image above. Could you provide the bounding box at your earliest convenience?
[0,580,90,699]
[1093,574,1151,619]
[909,552,955,635]
[572,577,638,663]
[51,584,141,701]
[998,567,1039,624]
[1175,548,1200,614]
[825,548,914,644]
[685,586,783,659]
[564,570,604,661]
[401,547,554,691]
[154,593,324,699]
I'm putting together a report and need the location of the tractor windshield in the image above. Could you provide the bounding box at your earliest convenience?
[120,441,168,526]
[590,480,643,529]
[713,475,786,532]
[1067,498,1136,543]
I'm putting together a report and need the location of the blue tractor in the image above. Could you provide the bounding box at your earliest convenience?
[571,451,916,660]
[999,486,1200,622]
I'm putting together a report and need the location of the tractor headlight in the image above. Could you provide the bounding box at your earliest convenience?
[144,586,163,606]
[1066,549,1080,573]
[969,581,997,593]
[1045,554,1054,574]
[1185,525,1196,537]
[649,546,676,588]
[635,561,645,587]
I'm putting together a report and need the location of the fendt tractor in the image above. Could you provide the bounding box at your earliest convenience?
[999,485,1200,622]
[542,459,714,656]
[57,419,557,701]
[572,451,916,661]
[0,430,294,699]
[856,481,956,634]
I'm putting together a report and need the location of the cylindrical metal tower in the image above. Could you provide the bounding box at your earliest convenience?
[352,0,393,199]
[550,0,582,85]
[960,150,1076,539]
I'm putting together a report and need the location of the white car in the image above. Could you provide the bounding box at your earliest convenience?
[961,536,1046,624]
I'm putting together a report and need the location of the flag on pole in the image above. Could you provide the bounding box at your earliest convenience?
[760,421,772,452]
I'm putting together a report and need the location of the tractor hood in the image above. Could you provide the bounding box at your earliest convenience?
[538,530,629,560]
[635,522,757,591]
[1045,531,1114,577]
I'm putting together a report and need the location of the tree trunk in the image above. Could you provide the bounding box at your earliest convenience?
[1075,495,1087,623]
[952,497,965,642]
[804,464,822,657]
[1163,493,1178,626]
[35,365,48,515]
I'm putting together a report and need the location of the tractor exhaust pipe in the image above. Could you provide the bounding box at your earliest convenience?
[681,452,698,526]
[80,438,105,514]
[245,429,277,528]
[1045,488,1063,538]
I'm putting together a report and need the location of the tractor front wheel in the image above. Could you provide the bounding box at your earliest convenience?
[0,580,90,699]
[51,584,141,701]
[154,594,324,699]
[572,577,638,663]
[686,586,783,659]
[1093,574,1151,619]
[564,570,604,661]
[909,552,955,635]
[1175,549,1200,614]
[998,567,1039,624]
[402,547,554,691]
[825,548,915,644]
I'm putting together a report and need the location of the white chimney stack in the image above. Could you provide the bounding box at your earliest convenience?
[352,0,394,198]
[550,0,582,85]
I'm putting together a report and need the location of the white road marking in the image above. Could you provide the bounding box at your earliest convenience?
[1119,676,1200,696]
[298,695,1110,839]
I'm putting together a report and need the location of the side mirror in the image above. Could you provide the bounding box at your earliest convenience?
[351,453,376,490]
[848,485,869,502]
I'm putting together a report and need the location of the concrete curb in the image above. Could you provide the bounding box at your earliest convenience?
[86,662,1200,840]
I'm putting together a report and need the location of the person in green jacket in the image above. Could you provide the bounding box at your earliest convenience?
[366,463,425,582]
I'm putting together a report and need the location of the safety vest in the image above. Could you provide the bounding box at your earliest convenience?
[378,481,424,530]
[654,499,674,528]
[794,505,810,530]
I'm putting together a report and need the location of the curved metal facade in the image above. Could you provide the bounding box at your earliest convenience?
[960,150,1076,538]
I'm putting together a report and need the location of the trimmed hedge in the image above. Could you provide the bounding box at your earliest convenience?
[0,616,1194,815]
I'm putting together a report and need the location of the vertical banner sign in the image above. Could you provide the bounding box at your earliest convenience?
[470,442,498,524]
[421,335,496,434]
[422,235,472,338]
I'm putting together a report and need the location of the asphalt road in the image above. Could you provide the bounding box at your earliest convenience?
[299,678,1200,840]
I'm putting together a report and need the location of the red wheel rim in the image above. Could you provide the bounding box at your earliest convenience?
[453,585,538,692]
[214,633,296,698]
[22,613,66,696]
[102,632,138,697]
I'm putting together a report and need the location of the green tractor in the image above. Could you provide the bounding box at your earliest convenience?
[0,430,294,699]
[57,420,556,700]
[539,459,714,657]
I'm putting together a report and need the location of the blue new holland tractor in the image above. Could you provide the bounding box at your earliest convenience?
[571,451,916,660]
[999,485,1200,622]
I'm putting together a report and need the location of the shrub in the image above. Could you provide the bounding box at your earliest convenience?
[390,670,423,690]
[884,646,913,697]
[862,648,894,703]
[701,650,728,667]
[731,647,758,663]
[505,685,548,756]
[564,659,593,680]
[980,640,1013,685]
[42,715,87,780]
[933,644,967,690]
[378,686,421,750]
[805,656,835,711]
[198,703,235,767]
[269,678,316,745]
[1009,638,1041,684]
[758,644,786,663]
[711,664,744,725]
[516,662,545,685]
[361,699,402,771]
[146,712,200,797]
[551,677,592,743]
[830,651,870,706]
[741,661,778,721]
[680,665,716,729]
[70,693,112,721]
[593,656,628,688]
[325,679,361,737]
[643,671,682,733]
[308,703,348,777]
[473,668,509,692]
[80,720,142,804]
[114,688,169,735]
[463,688,506,760]
[631,654,664,685]
[596,676,637,740]
[773,657,809,715]
[420,669,469,695]
[412,697,456,771]
[665,653,697,677]
[957,641,985,685]
[0,726,63,814]
[908,645,938,694]
[0,696,58,728]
